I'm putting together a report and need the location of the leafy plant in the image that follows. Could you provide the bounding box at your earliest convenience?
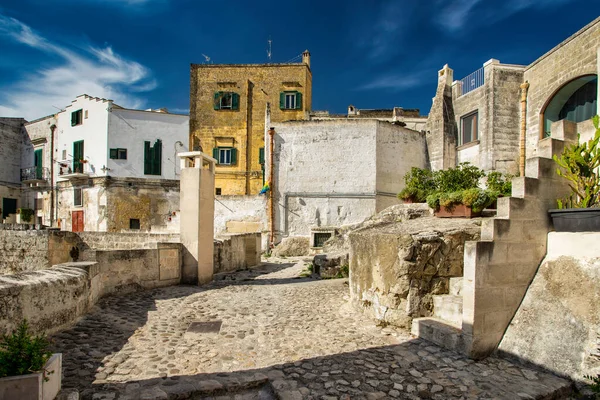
[584,374,600,397]
[486,171,513,197]
[18,208,34,223]
[427,188,497,213]
[553,115,600,209]
[0,320,52,378]
[397,168,436,202]
[433,162,485,193]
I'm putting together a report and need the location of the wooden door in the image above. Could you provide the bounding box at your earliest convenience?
[72,210,84,232]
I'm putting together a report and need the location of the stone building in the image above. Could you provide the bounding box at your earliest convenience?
[189,51,312,196]
[312,105,428,132]
[55,94,188,232]
[427,16,600,173]
[0,117,27,222]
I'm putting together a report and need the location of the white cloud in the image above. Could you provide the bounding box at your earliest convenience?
[436,0,482,32]
[363,1,418,60]
[0,13,156,120]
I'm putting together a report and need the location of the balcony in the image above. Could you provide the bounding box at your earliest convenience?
[21,166,50,187]
[457,67,484,97]
[58,161,89,181]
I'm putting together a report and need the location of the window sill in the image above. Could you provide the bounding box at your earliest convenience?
[457,140,480,151]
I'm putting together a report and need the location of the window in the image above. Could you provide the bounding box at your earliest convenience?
[110,148,128,160]
[73,140,84,173]
[73,188,82,207]
[213,92,240,110]
[280,91,302,110]
[215,188,222,195]
[259,147,265,165]
[71,109,83,126]
[212,147,237,165]
[34,198,42,211]
[144,140,162,175]
[460,111,478,146]
[34,148,43,179]
[313,232,332,248]
[84,110,89,119]
[129,218,140,230]
[62,150,67,160]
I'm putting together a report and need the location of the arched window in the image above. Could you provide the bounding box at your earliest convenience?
[541,75,597,137]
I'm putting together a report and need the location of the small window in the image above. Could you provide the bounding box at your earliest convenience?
[62,150,67,160]
[34,198,43,211]
[129,218,140,230]
[71,109,83,126]
[280,91,302,110]
[73,188,82,207]
[314,232,332,248]
[215,188,222,195]
[109,148,128,160]
[84,110,89,119]
[460,111,478,145]
[213,92,240,110]
[212,147,237,165]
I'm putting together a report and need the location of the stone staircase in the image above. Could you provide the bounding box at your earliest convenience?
[412,120,576,358]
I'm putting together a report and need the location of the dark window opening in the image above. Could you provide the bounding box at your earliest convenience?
[215,188,222,195]
[213,92,240,110]
[73,188,82,207]
[460,112,478,145]
[144,140,162,175]
[130,218,140,230]
[110,148,128,160]
[314,232,332,248]
[71,109,83,126]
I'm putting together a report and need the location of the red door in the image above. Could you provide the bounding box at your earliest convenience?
[72,210,84,232]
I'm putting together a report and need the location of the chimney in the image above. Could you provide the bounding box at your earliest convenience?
[302,50,311,68]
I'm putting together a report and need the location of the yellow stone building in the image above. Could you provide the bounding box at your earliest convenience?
[189,51,312,195]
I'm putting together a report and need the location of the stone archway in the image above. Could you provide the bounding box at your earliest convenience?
[540,74,598,138]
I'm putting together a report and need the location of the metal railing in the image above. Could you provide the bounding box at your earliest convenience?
[458,67,484,96]
[21,166,50,182]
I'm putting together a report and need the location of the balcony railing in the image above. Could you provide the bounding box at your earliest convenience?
[21,166,50,182]
[458,67,484,97]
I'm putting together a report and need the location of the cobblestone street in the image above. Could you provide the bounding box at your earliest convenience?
[52,259,571,399]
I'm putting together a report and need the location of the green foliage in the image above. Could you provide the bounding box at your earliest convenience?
[397,168,436,202]
[19,208,34,223]
[338,264,349,278]
[553,116,600,209]
[428,188,498,213]
[486,171,513,196]
[307,263,313,273]
[434,162,485,193]
[584,374,600,396]
[0,320,52,378]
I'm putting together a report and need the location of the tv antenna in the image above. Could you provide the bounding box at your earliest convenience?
[201,54,211,64]
[266,37,272,62]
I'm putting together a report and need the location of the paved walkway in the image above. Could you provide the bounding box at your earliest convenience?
[52,259,571,400]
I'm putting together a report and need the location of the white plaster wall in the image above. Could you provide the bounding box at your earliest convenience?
[376,122,427,196]
[108,110,188,180]
[55,96,110,180]
[214,195,267,236]
[57,183,107,232]
[457,143,481,166]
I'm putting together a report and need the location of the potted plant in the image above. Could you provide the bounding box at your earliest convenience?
[484,171,513,209]
[397,167,436,203]
[549,116,600,232]
[0,320,62,400]
[17,208,35,224]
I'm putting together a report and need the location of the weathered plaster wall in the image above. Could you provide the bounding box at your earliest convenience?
[57,177,180,233]
[108,109,188,180]
[498,232,600,381]
[214,195,267,236]
[0,118,25,185]
[190,62,312,195]
[524,17,600,158]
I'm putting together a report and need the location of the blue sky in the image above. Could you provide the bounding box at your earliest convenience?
[0,0,599,120]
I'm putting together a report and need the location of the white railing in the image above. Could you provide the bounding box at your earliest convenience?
[458,67,484,96]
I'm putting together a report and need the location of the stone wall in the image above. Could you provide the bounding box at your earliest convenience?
[0,118,25,185]
[524,17,600,158]
[0,227,80,275]
[0,242,183,336]
[346,205,481,328]
[77,231,180,250]
[498,232,600,380]
[214,233,261,274]
[214,195,267,237]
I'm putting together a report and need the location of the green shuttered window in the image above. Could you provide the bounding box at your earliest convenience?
[212,147,237,165]
[144,140,162,175]
[213,92,240,110]
[280,91,302,110]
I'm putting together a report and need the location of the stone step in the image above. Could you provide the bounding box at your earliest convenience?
[537,137,566,160]
[449,277,463,296]
[432,295,463,326]
[525,157,557,180]
[411,317,468,354]
[496,197,525,219]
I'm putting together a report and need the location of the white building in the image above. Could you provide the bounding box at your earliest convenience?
[53,95,188,232]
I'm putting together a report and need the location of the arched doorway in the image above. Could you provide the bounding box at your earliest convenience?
[541,74,597,138]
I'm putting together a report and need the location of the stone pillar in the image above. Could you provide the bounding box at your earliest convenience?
[178,151,216,285]
[426,64,456,171]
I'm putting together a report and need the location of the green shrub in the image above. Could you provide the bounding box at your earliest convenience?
[584,374,600,396]
[433,162,484,193]
[427,188,497,213]
[486,171,513,197]
[553,115,600,209]
[0,320,52,378]
[19,208,34,223]
[397,168,436,202]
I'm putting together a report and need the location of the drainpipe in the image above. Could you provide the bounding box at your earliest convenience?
[50,124,56,227]
[268,127,275,248]
[519,81,530,177]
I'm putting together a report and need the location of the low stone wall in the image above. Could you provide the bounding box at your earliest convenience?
[214,233,261,274]
[0,227,80,275]
[498,232,600,380]
[0,243,183,336]
[77,232,180,250]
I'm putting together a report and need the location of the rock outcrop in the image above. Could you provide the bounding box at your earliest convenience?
[342,204,481,329]
[273,236,310,257]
